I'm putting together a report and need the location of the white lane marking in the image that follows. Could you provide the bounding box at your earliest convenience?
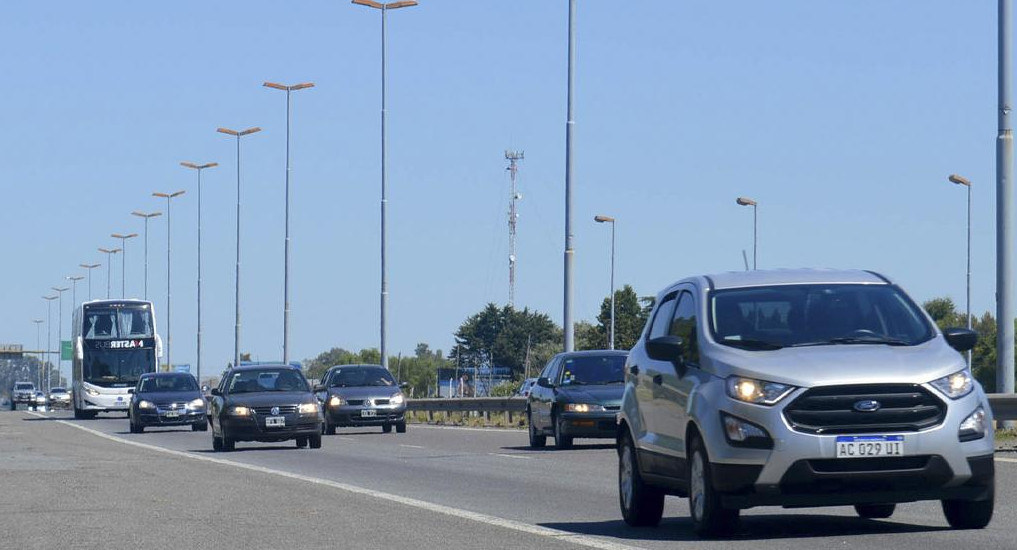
[35,414,644,550]
[338,437,356,442]
[995,456,1017,464]
[399,444,425,449]
[490,453,532,460]
[411,424,525,434]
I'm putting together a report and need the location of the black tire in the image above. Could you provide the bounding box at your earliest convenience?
[943,485,994,529]
[382,423,393,434]
[527,410,546,448]
[396,420,407,433]
[9,401,15,411]
[192,421,208,432]
[688,436,739,537]
[554,414,573,450]
[309,434,322,449]
[855,503,896,519]
[222,436,235,452]
[325,421,336,436]
[618,430,665,527]
[296,437,308,448]
[130,420,143,434]
[212,434,223,452]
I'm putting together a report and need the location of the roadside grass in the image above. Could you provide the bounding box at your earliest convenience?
[996,427,1017,450]
[407,410,526,429]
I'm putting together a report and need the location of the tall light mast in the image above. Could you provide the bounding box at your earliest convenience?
[505,150,524,307]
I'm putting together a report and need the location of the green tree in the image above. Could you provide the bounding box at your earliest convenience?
[450,303,560,380]
[593,284,649,351]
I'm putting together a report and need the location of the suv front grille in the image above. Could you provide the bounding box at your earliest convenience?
[783,384,945,434]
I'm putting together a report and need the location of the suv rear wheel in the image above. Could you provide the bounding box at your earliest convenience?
[618,430,664,527]
[688,436,738,537]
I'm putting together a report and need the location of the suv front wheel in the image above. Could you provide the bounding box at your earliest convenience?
[618,430,664,526]
[688,436,739,537]
[942,486,994,529]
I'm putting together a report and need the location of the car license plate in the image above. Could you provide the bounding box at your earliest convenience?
[360,410,377,418]
[265,416,286,428]
[164,411,179,418]
[835,435,904,458]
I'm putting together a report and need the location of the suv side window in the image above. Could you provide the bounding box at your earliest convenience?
[670,291,700,365]
[648,292,679,340]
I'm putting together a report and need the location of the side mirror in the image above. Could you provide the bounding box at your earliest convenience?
[210,388,222,397]
[155,334,164,358]
[944,327,978,353]
[74,337,84,361]
[127,388,134,394]
[536,377,552,389]
[313,384,325,393]
[201,385,210,393]
[646,335,685,364]
[399,382,409,389]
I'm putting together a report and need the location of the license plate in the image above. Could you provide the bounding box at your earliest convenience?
[835,435,904,458]
[164,411,179,418]
[265,416,286,427]
[360,410,377,418]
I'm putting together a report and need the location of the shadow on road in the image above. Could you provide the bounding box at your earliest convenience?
[541,514,950,542]
[500,442,616,452]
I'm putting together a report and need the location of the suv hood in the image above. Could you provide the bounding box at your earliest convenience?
[708,338,967,388]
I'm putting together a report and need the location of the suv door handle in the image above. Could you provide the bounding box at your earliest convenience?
[652,374,663,386]
[629,365,639,375]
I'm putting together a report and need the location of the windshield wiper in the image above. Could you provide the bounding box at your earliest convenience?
[792,336,910,347]
[720,338,784,350]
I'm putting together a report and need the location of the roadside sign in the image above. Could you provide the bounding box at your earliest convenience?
[173,364,191,373]
[61,340,72,360]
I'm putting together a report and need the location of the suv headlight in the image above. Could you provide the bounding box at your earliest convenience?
[930,369,974,399]
[299,403,319,415]
[726,377,795,405]
[565,403,606,413]
[390,393,405,406]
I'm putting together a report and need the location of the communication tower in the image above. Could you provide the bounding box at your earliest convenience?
[505,150,524,307]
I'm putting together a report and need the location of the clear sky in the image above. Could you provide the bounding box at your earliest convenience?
[0,1,1004,381]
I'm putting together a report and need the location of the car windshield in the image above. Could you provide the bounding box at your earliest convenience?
[138,376,197,393]
[228,369,308,393]
[560,355,627,386]
[15,383,33,390]
[329,367,396,387]
[82,305,154,339]
[83,348,154,387]
[50,387,66,393]
[710,284,935,350]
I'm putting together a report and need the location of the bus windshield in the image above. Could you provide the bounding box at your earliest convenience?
[84,348,155,387]
[82,306,153,339]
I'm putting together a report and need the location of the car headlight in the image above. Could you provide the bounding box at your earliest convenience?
[959,406,987,442]
[930,369,974,399]
[564,403,606,413]
[390,393,405,406]
[228,406,251,417]
[138,400,154,410]
[86,388,100,397]
[299,402,319,414]
[187,398,205,410]
[726,376,795,405]
[328,395,343,408]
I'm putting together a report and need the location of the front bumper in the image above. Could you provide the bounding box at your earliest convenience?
[558,411,618,439]
[221,415,321,442]
[326,404,406,426]
[136,409,206,427]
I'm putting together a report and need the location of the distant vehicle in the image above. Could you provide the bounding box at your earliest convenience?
[527,350,627,449]
[10,381,36,410]
[128,372,207,433]
[72,299,162,418]
[208,364,322,451]
[33,391,48,408]
[48,387,71,409]
[315,364,408,435]
[516,378,538,398]
[617,269,994,536]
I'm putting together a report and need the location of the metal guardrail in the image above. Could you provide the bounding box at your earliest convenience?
[407,394,1017,421]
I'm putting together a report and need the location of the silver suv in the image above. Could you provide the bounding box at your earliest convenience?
[617,269,994,536]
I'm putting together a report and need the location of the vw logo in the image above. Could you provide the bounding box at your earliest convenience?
[270,406,280,415]
[853,400,881,412]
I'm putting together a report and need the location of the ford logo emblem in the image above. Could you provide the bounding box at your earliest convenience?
[270,406,280,416]
[853,400,881,412]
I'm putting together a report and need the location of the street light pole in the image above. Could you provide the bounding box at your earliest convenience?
[66,275,84,315]
[563,0,578,353]
[42,295,57,392]
[949,174,973,366]
[131,211,162,300]
[264,81,314,365]
[736,197,758,269]
[153,190,186,372]
[32,319,43,388]
[594,215,616,350]
[353,0,418,370]
[217,126,262,368]
[98,248,121,299]
[52,286,68,387]
[79,263,100,301]
[180,162,216,385]
[111,233,138,298]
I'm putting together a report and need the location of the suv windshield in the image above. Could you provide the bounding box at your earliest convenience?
[710,284,934,350]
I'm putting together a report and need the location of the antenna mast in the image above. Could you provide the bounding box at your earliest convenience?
[505,150,524,307]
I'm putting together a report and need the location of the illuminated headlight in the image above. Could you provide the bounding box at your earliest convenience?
[299,403,319,415]
[958,406,988,442]
[565,403,606,413]
[86,388,100,397]
[726,377,795,405]
[720,412,773,449]
[390,393,405,406]
[187,398,205,410]
[328,395,343,408]
[228,406,251,417]
[931,369,974,399]
[138,400,154,410]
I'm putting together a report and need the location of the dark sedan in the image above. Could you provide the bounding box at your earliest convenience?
[128,372,207,433]
[314,364,408,434]
[208,364,323,451]
[527,349,627,449]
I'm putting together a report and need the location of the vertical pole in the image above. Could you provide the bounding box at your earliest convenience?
[284,88,292,365]
[380,6,389,370]
[35,321,42,388]
[197,169,203,385]
[998,0,1015,398]
[87,269,92,301]
[144,219,149,300]
[46,300,52,393]
[235,135,242,368]
[166,198,172,371]
[563,0,577,352]
[106,254,111,299]
[609,221,616,350]
[752,204,758,270]
[967,183,973,366]
[121,240,126,298]
[57,292,63,389]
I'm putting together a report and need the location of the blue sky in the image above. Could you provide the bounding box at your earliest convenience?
[0,1,1003,380]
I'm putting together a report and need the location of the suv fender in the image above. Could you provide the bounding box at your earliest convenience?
[618,382,646,445]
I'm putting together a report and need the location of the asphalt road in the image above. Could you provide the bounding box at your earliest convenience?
[3,409,1016,550]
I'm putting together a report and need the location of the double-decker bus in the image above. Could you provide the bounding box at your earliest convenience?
[71,299,162,419]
